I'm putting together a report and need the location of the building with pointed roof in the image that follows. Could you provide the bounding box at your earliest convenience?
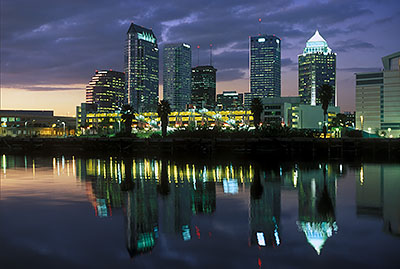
[298,30,336,106]
[124,23,159,112]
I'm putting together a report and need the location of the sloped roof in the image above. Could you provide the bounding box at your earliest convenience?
[307,30,327,43]
[127,23,154,35]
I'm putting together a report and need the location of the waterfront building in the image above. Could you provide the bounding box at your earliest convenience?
[86,70,125,112]
[356,51,400,137]
[216,91,244,110]
[125,23,159,112]
[0,110,75,137]
[191,66,217,110]
[261,97,300,126]
[298,30,336,106]
[252,97,340,129]
[78,110,253,132]
[290,104,340,130]
[250,34,281,99]
[163,43,192,111]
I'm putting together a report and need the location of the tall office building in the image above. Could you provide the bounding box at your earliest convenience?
[250,34,281,99]
[125,23,159,112]
[298,30,336,106]
[86,70,125,112]
[163,43,192,111]
[356,51,400,137]
[191,65,217,110]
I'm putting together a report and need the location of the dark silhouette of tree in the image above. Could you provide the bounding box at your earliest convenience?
[157,100,171,137]
[331,113,347,128]
[318,84,333,138]
[157,159,170,196]
[251,97,263,129]
[317,165,335,220]
[121,104,134,136]
[121,157,135,191]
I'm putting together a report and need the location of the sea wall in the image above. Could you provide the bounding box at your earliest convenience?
[0,137,399,161]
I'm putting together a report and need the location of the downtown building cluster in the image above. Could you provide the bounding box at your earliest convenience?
[76,23,343,133]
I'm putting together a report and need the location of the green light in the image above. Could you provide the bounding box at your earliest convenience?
[138,32,156,43]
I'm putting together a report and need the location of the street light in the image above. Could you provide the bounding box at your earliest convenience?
[61,122,66,137]
[388,128,392,138]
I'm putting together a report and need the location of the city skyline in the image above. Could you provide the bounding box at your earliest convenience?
[1,0,400,115]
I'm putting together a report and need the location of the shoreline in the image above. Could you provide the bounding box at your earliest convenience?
[1,137,399,161]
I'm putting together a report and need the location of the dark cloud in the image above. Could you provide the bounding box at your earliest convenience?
[337,67,381,73]
[333,39,375,52]
[217,69,247,82]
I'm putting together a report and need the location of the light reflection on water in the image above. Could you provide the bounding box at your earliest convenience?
[0,155,399,268]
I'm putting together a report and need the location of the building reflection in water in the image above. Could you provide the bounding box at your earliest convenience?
[296,164,338,255]
[249,165,281,248]
[356,164,400,236]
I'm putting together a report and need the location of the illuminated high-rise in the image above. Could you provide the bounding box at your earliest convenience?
[250,34,281,98]
[163,43,192,111]
[86,70,125,112]
[298,30,336,106]
[191,66,217,109]
[125,23,159,112]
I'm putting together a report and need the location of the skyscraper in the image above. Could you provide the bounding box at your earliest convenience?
[86,70,125,112]
[250,34,281,99]
[125,23,159,112]
[298,30,336,106]
[191,66,217,109]
[163,43,192,111]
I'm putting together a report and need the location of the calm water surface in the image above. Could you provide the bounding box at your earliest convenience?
[0,155,399,268]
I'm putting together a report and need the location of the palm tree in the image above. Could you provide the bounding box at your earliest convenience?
[250,97,263,129]
[157,100,171,137]
[121,104,134,136]
[318,84,333,138]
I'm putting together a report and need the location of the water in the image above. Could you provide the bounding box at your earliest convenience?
[0,155,399,268]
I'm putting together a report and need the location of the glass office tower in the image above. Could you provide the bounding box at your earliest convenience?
[86,70,125,112]
[125,23,159,112]
[163,43,192,111]
[250,35,281,99]
[191,66,217,110]
[298,30,336,106]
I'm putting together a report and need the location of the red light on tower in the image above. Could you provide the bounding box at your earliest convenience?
[259,18,262,22]
[197,45,200,49]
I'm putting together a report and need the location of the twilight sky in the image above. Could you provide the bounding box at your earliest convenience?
[1,0,399,116]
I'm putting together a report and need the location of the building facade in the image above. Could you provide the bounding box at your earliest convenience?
[86,70,125,112]
[191,66,217,110]
[216,91,244,110]
[125,23,159,112]
[259,97,340,129]
[298,30,336,106]
[250,35,281,99]
[163,43,192,111]
[356,51,400,137]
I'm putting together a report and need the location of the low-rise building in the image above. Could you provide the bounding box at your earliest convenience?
[216,91,244,111]
[0,110,75,137]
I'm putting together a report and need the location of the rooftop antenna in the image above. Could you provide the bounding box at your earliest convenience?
[197,45,200,66]
[209,43,213,66]
[258,18,262,36]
